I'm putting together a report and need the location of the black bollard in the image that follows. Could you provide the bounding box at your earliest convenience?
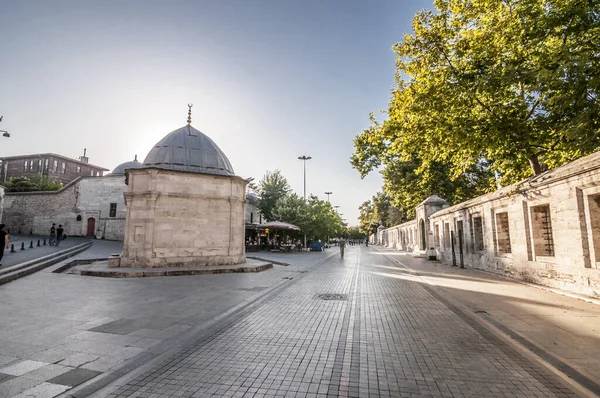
[37,240,41,247]
[20,242,25,251]
[43,238,47,246]
[10,244,15,253]
[29,241,34,249]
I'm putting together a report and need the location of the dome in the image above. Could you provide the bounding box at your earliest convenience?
[143,125,234,176]
[111,155,143,175]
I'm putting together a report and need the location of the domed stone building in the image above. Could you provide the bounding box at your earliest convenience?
[110,155,143,176]
[119,113,247,268]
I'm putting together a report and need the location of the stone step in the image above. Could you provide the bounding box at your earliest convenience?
[0,241,93,285]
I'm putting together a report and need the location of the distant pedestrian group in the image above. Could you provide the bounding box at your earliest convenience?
[49,223,65,246]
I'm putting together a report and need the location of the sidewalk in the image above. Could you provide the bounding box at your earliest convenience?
[0,235,91,269]
[373,246,600,391]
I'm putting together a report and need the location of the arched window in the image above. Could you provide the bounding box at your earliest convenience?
[76,215,82,221]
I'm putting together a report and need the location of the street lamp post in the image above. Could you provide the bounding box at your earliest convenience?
[298,155,312,200]
[324,191,332,202]
[298,155,312,250]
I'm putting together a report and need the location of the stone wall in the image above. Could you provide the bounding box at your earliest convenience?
[376,151,600,297]
[120,168,247,268]
[1,175,127,240]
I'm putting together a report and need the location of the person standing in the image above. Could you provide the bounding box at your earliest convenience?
[339,238,346,258]
[56,224,64,246]
[0,224,8,266]
[50,223,56,246]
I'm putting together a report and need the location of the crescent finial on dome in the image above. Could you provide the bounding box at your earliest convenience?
[187,103,193,126]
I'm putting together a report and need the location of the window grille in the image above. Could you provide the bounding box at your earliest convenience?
[531,205,554,257]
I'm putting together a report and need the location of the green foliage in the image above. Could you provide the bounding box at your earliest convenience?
[305,195,346,240]
[390,0,600,182]
[257,170,291,222]
[272,193,310,231]
[347,226,366,240]
[357,192,408,234]
[269,187,346,241]
[4,174,63,192]
[352,0,598,219]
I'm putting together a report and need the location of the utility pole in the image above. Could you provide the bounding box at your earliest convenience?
[298,155,312,250]
[324,191,332,202]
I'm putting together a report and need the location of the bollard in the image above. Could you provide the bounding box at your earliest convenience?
[29,241,34,249]
[43,238,47,246]
[10,244,15,253]
[20,242,25,251]
[37,240,41,247]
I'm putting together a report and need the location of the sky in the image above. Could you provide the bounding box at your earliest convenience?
[0,0,433,225]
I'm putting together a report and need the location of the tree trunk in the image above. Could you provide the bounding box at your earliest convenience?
[529,153,542,175]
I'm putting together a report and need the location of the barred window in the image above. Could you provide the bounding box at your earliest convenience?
[495,212,511,254]
[109,203,117,218]
[531,205,554,257]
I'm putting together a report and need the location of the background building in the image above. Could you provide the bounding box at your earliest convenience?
[0,149,108,185]
[0,156,141,240]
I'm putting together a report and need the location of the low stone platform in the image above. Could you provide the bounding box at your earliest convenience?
[64,258,273,278]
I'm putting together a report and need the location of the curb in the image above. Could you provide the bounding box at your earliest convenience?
[0,242,93,285]
[79,262,273,277]
[247,256,290,266]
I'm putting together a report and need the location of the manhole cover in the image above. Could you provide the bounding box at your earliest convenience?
[316,294,348,300]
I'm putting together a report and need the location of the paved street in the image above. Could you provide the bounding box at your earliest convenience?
[0,245,597,397]
[95,247,583,398]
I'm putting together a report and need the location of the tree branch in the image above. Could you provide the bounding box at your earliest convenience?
[436,42,504,123]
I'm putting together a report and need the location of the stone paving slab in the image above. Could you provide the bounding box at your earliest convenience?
[96,247,579,398]
[0,247,335,397]
[374,246,600,391]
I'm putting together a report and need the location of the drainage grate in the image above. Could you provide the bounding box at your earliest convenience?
[316,294,348,301]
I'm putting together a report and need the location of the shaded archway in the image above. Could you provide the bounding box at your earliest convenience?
[420,219,426,249]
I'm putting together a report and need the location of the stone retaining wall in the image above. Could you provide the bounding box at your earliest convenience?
[375,151,600,297]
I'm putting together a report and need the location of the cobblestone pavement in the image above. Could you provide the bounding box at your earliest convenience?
[102,246,578,398]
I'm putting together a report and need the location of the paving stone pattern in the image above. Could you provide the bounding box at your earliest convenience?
[107,247,576,398]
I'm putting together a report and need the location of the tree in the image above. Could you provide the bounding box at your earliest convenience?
[305,195,345,241]
[272,193,310,232]
[357,192,408,234]
[4,174,63,192]
[388,0,599,183]
[257,170,291,222]
[347,226,366,240]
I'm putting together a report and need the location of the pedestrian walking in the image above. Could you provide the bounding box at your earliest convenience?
[339,238,346,258]
[50,223,56,246]
[0,224,9,266]
[56,224,64,246]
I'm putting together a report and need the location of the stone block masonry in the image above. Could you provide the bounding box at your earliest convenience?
[376,151,600,297]
[1,175,128,240]
[120,168,247,268]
